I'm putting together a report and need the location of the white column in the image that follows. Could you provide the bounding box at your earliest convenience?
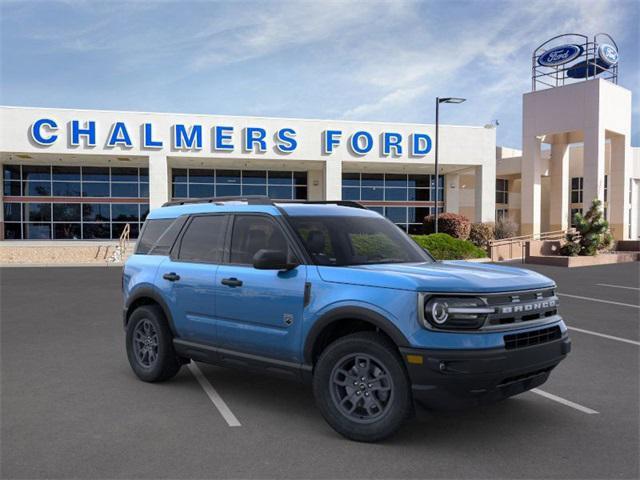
[582,126,606,211]
[549,137,570,231]
[307,169,324,201]
[521,135,543,236]
[148,153,169,210]
[474,163,495,223]
[445,173,459,214]
[324,160,342,201]
[609,134,631,240]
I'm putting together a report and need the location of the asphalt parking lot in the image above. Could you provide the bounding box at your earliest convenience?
[1,262,639,479]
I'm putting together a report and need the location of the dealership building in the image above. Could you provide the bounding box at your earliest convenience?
[0,34,638,243]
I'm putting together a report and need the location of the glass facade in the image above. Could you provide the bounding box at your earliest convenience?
[342,173,444,233]
[3,164,148,240]
[171,168,308,200]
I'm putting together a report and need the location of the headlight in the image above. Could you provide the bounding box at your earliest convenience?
[423,297,494,330]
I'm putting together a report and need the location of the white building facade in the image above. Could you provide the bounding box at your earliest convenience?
[0,106,496,241]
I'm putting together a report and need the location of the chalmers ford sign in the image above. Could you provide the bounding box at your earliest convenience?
[29,118,433,157]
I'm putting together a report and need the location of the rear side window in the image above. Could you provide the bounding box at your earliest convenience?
[148,216,188,256]
[136,219,174,254]
[177,215,227,263]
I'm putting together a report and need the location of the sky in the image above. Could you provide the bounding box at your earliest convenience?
[1,0,638,148]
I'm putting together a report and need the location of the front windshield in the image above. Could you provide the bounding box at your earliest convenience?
[289,215,433,266]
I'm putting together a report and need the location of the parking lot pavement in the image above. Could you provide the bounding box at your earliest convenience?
[1,263,639,479]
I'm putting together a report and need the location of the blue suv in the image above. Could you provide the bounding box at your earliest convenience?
[123,197,570,441]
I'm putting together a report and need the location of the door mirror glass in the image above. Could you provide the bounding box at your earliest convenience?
[252,249,297,270]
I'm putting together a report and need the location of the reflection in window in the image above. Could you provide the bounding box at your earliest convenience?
[171,168,308,200]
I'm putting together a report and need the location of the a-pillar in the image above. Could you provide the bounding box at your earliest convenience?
[521,135,543,236]
[324,160,342,201]
[549,135,570,232]
[148,153,170,210]
[609,133,631,240]
[474,163,495,223]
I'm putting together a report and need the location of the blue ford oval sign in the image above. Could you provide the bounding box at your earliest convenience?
[538,44,583,67]
[598,44,618,67]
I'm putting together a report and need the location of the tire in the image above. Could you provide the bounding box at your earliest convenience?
[126,305,182,382]
[313,331,412,442]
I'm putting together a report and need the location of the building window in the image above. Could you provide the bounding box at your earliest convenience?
[2,164,148,240]
[496,208,509,221]
[570,177,583,204]
[171,168,307,201]
[496,179,508,204]
[341,172,443,232]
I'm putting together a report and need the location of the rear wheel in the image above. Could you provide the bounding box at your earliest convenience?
[126,305,181,382]
[313,332,412,442]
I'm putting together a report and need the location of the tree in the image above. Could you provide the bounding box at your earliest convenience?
[560,199,613,256]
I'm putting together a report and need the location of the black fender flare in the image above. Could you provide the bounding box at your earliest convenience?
[124,286,177,336]
[303,306,410,365]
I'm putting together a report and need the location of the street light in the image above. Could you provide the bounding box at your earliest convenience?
[434,97,466,233]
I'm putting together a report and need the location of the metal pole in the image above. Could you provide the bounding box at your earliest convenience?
[434,97,439,234]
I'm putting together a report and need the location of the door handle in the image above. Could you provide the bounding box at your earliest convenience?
[163,272,181,282]
[221,277,243,287]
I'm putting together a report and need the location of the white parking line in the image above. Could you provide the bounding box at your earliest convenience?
[558,293,640,309]
[188,362,242,427]
[596,283,640,291]
[531,388,599,414]
[567,326,640,346]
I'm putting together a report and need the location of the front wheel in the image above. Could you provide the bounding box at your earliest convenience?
[313,332,412,442]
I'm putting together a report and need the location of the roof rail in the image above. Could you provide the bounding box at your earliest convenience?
[161,196,366,209]
[162,196,272,207]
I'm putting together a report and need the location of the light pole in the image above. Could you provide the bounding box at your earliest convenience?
[434,97,466,233]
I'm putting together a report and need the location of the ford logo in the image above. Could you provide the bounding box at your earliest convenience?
[598,43,618,67]
[538,44,583,67]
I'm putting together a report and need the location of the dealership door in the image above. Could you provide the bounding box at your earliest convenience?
[214,214,307,363]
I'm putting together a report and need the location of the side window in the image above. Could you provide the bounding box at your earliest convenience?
[293,219,335,265]
[229,215,291,265]
[177,215,227,263]
[136,219,174,254]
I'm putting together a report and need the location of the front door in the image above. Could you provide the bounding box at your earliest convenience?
[215,214,306,363]
[156,214,229,345]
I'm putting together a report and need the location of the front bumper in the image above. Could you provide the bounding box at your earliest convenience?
[399,334,571,409]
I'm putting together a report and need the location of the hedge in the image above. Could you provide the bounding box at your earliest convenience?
[423,213,471,240]
[411,233,487,260]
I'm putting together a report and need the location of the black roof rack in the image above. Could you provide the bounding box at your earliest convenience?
[162,196,366,209]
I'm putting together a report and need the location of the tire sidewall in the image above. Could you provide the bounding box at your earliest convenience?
[313,333,411,442]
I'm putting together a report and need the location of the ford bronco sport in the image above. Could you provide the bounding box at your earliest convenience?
[123,197,570,442]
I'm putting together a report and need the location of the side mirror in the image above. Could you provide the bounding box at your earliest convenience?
[252,249,298,271]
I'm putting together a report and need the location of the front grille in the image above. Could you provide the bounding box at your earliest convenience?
[504,326,562,350]
[484,288,558,328]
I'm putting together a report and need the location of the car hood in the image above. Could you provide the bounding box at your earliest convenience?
[316,260,554,293]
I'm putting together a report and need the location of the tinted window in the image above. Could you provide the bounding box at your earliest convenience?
[290,215,431,266]
[230,215,289,265]
[178,215,227,263]
[136,219,174,254]
[148,216,188,256]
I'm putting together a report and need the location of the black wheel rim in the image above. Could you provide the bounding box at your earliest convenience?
[329,353,394,424]
[133,319,159,368]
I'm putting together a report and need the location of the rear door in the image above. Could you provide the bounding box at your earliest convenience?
[214,214,307,362]
[157,214,229,344]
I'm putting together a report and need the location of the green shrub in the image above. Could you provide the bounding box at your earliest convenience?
[560,199,613,256]
[423,213,471,240]
[469,222,495,249]
[411,233,487,260]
